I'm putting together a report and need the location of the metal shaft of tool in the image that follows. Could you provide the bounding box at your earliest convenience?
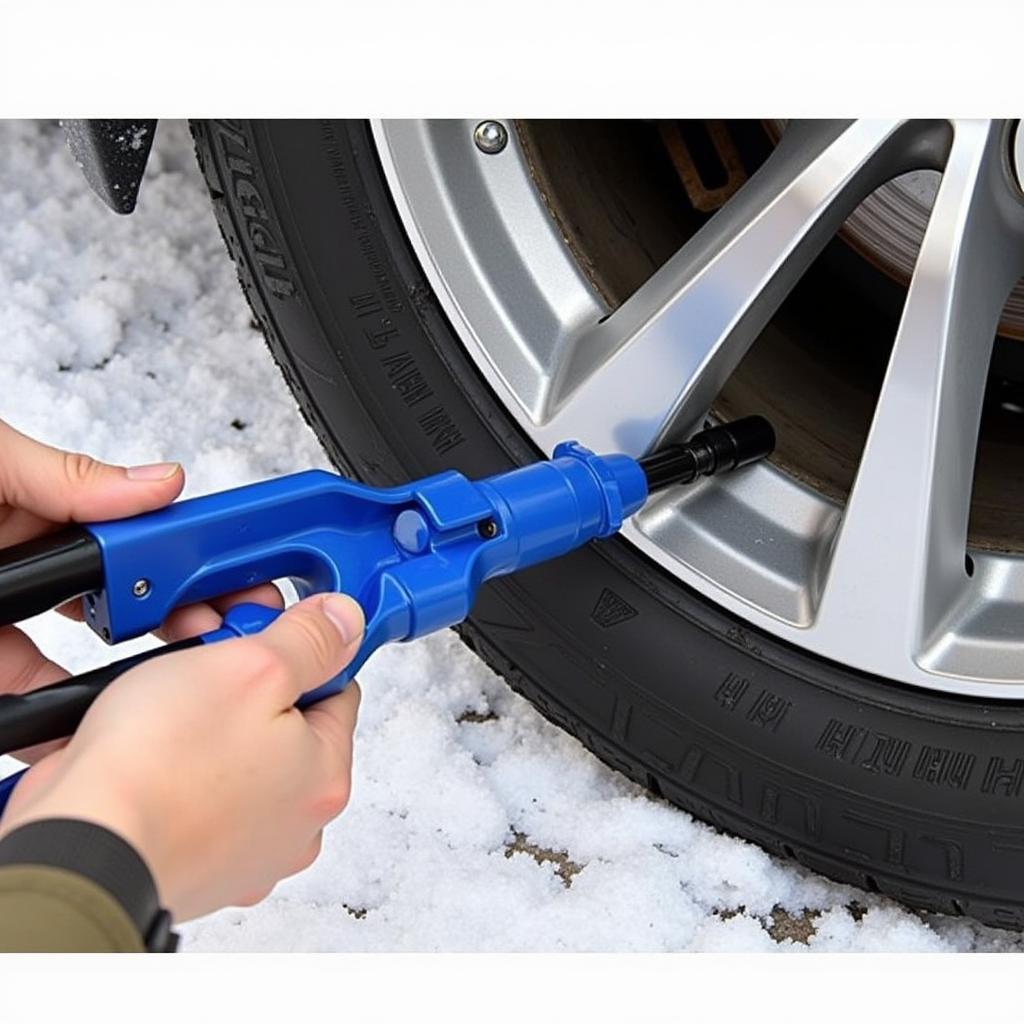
[637,415,775,492]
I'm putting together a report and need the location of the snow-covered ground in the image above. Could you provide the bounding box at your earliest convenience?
[1,118,1021,952]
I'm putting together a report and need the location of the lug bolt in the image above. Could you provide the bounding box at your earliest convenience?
[132,578,151,598]
[473,121,508,155]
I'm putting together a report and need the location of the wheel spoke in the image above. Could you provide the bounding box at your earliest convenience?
[813,120,1024,664]
[538,119,926,455]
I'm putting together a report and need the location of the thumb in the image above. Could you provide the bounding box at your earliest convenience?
[256,594,365,704]
[0,420,183,523]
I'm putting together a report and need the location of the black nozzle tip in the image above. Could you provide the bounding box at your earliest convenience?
[638,416,776,491]
[709,414,776,471]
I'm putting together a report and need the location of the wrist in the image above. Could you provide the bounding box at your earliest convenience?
[2,775,169,904]
[0,818,178,951]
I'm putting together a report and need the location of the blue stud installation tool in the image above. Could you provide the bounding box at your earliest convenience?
[0,417,773,813]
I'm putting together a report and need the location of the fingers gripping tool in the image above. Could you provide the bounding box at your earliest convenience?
[0,417,774,813]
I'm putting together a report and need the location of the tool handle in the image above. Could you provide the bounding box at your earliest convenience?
[0,645,179,819]
[0,601,290,761]
[0,636,203,755]
[0,607,280,818]
[0,526,103,628]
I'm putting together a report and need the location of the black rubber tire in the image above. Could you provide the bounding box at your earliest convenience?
[192,119,1024,929]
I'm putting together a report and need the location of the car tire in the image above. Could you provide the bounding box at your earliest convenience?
[191,118,1024,929]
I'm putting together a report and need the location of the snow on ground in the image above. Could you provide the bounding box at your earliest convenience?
[1,118,1021,952]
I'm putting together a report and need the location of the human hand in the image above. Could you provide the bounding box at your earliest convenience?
[0,592,364,921]
[0,418,283,760]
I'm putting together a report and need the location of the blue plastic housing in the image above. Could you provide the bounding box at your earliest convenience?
[83,442,648,705]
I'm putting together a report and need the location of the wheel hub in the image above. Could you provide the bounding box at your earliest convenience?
[372,119,1024,699]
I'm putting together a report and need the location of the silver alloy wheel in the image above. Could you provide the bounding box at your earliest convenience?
[372,119,1024,698]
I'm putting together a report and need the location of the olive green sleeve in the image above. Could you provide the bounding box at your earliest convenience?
[0,818,176,952]
[0,863,145,952]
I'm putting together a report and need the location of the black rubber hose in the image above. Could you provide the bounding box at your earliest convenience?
[0,526,104,627]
